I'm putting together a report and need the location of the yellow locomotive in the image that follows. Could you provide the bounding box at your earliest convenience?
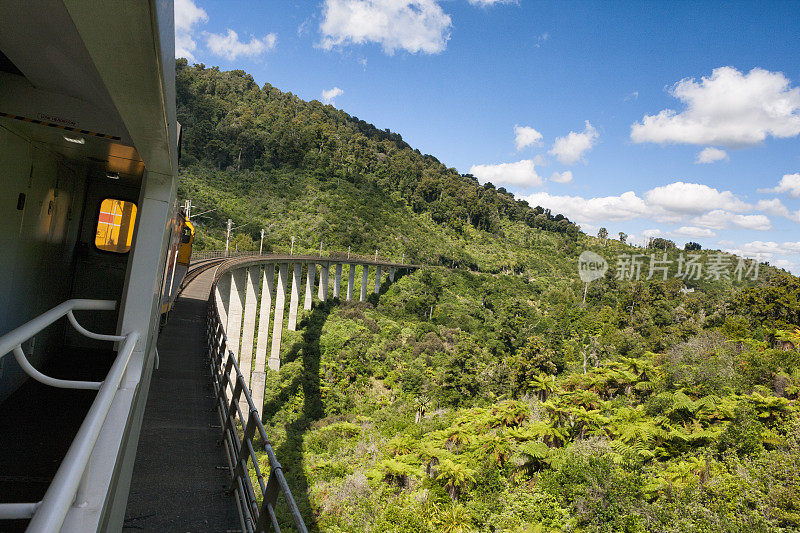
[159,206,195,315]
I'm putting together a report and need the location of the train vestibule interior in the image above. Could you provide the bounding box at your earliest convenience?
[0,41,147,515]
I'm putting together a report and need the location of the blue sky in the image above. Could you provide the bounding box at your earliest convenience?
[176,0,800,272]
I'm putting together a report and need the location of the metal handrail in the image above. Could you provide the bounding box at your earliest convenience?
[0,299,119,357]
[207,272,308,533]
[0,299,140,531]
[192,247,404,265]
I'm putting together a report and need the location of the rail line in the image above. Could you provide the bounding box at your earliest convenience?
[178,258,228,296]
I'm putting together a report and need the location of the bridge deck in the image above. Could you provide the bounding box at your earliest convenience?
[124,268,239,531]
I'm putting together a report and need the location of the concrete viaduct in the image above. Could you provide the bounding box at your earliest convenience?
[208,254,417,418]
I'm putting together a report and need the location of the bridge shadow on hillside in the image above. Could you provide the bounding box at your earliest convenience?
[260,272,409,531]
[261,302,332,533]
[367,270,408,305]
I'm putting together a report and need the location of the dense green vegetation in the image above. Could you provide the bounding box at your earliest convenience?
[176,61,800,532]
[262,268,800,532]
[176,58,582,272]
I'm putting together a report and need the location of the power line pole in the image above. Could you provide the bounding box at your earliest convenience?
[259,228,265,255]
[225,218,232,257]
[319,241,323,257]
[290,235,295,255]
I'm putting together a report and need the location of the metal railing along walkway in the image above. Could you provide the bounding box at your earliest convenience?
[0,300,139,531]
[207,272,308,533]
[192,248,412,266]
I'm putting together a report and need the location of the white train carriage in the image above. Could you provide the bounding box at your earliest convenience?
[0,1,181,530]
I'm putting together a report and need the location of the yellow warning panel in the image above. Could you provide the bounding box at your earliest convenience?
[95,198,137,253]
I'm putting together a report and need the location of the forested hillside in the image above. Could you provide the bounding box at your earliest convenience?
[176,58,582,272]
[175,60,800,532]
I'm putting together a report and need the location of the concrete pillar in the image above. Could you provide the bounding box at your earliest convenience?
[240,267,259,386]
[374,265,382,295]
[389,266,395,282]
[347,264,355,301]
[318,262,329,302]
[270,263,288,371]
[360,264,368,302]
[334,263,342,298]
[288,262,302,331]
[254,264,274,369]
[304,262,315,311]
[252,263,274,419]
[227,268,246,358]
[214,271,231,327]
[251,371,266,421]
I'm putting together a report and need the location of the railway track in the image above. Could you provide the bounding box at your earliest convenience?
[178,258,227,296]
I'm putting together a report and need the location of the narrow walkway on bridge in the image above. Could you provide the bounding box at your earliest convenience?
[124,268,239,531]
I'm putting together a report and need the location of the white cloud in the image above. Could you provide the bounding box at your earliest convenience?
[721,242,800,272]
[631,66,800,147]
[727,241,800,257]
[514,125,543,151]
[773,259,798,272]
[206,29,277,60]
[532,154,547,166]
[729,215,772,231]
[756,198,800,222]
[321,86,344,105]
[174,0,208,61]
[512,179,778,239]
[758,172,800,198]
[623,91,639,102]
[673,226,716,238]
[644,182,750,215]
[549,121,598,165]
[549,170,573,184]
[298,19,312,37]
[756,198,789,217]
[521,191,648,222]
[534,32,549,48]
[469,160,542,188]
[691,210,771,231]
[695,147,728,164]
[642,228,663,238]
[468,0,513,5]
[319,0,452,55]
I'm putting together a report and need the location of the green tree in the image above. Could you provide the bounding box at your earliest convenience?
[436,459,476,500]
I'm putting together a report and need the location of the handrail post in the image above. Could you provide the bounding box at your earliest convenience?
[255,469,281,533]
[222,376,244,438]
[236,414,259,517]
[207,259,332,533]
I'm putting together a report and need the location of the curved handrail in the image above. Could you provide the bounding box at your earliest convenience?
[0,300,140,529]
[0,299,123,390]
[192,249,419,270]
[66,310,126,342]
[12,346,101,390]
[207,255,418,288]
[0,299,118,357]
[207,261,309,533]
[26,331,139,532]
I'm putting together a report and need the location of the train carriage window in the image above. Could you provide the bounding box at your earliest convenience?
[95,198,137,253]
